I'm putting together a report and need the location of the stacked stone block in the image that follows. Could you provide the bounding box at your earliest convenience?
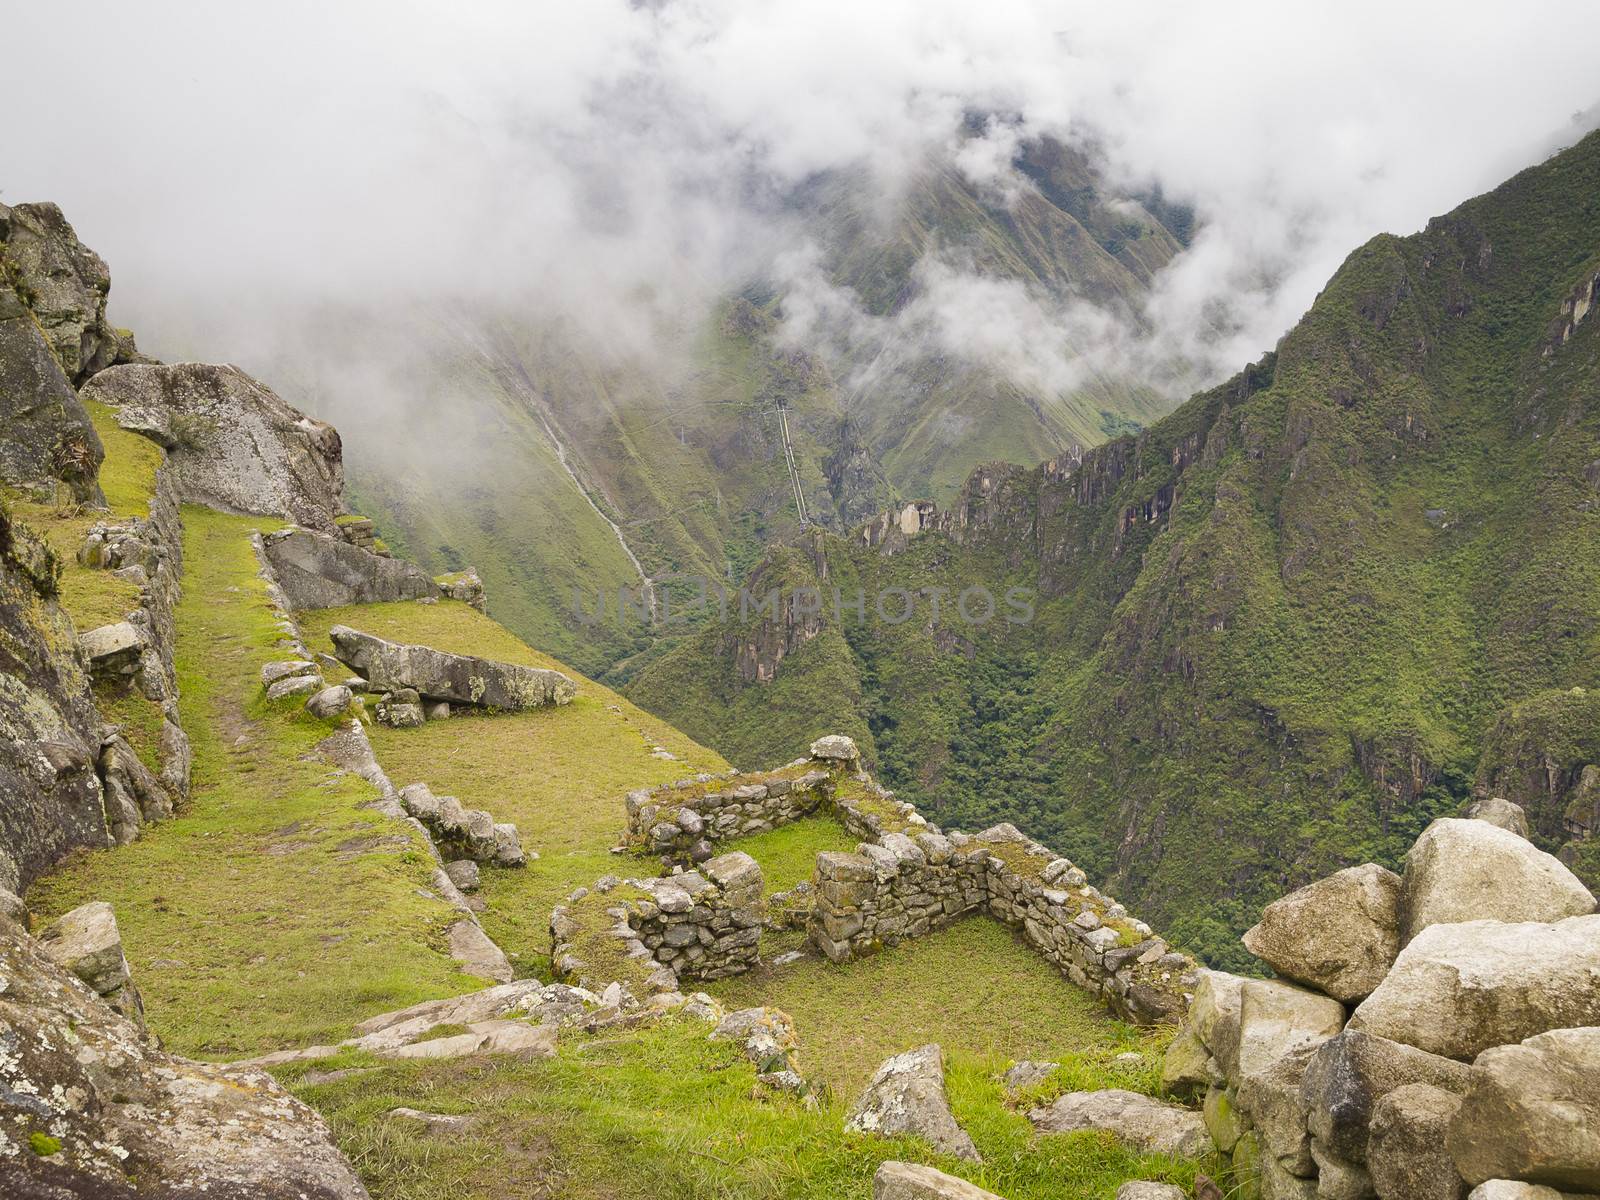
[624,765,835,861]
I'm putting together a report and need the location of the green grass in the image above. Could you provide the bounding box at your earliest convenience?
[8,398,167,632]
[708,919,1160,1098]
[284,1012,1214,1200]
[296,600,730,978]
[27,508,477,1058]
[731,817,860,895]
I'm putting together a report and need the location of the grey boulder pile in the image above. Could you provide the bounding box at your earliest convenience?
[1164,798,1599,1200]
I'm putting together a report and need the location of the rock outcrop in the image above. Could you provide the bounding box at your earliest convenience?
[1027,1088,1211,1158]
[329,625,575,710]
[84,362,345,530]
[0,508,110,893]
[1448,1027,1600,1192]
[0,284,103,503]
[1400,819,1595,943]
[261,525,437,609]
[1243,864,1401,1002]
[0,912,366,1199]
[0,201,126,384]
[1348,916,1600,1060]
[847,1044,980,1162]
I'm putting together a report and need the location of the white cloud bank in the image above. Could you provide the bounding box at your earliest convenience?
[5,0,1599,404]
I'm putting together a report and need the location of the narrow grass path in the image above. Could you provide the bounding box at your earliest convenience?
[298,601,730,976]
[29,507,475,1058]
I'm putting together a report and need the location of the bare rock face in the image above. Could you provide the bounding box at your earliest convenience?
[83,362,344,531]
[1234,978,1346,1081]
[873,1161,1002,1200]
[1448,1027,1600,1193]
[0,913,366,1199]
[1400,819,1595,943]
[0,509,110,894]
[330,625,575,710]
[1027,1088,1210,1158]
[0,284,104,503]
[1300,1030,1471,1164]
[1460,797,1531,839]
[849,1044,981,1162]
[261,526,437,610]
[1368,1084,1466,1200]
[1243,864,1401,1002]
[0,201,121,383]
[1348,916,1600,1060]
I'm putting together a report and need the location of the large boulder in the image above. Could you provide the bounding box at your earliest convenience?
[0,201,122,383]
[1448,1027,1600,1192]
[1243,864,1401,1002]
[330,625,575,710]
[1348,916,1600,1060]
[0,913,365,1199]
[0,283,104,502]
[1190,969,1248,1073]
[1301,1030,1471,1164]
[873,1161,1002,1200]
[1400,819,1595,943]
[1235,978,1346,1080]
[1368,1084,1466,1200]
[848,1044,980,1162]
[83,362,345,530]
[1460,797,1531,839]
[1236,1042,1318,1178]
[261,526,437,609]
[1027,1088,1210,1158]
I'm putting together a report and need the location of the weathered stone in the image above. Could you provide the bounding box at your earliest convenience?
[1310,1140,1375,1200]
[1243,864,1401,1002]
[1163,1027,1221,1099]
[1237,1042,1317,1177]
[1448,1026,1600,1192]
[0,913,365,1199]
[1116,1185,1187,1200]
[80,621,146,677]
[1466,1185,1594,1200]
[330,625,575,709]
[873,1160,1003,1200]
[262,659,317,686]
[262,526,437,609]
[1204,1086,1245,1152]
[0,278,105,501]
[1367,1084,1466,1200]
[1191,969,1248,1074]
[1001,1060,1059,1096]
[705,850,763,894]
[1400,819,1595,943]
[710,1007,799,1071]
[1348,916,1600,1060]
[1461,797,1531,838]
[849,1044,980,1162]
[810,734,860,764]
[444,859,480,892]
[1235,978,1346,1080]
[385,1107,475,1135]
[37,901,132,999]
[1027,1089,1210,1158]
[267,673,321,701]
[377,696,425,727]
[1,201,120,383]
[305,684,355,720]
[84,362,345,530]
[1301,1030,1472,1164]
[446,918,513,982]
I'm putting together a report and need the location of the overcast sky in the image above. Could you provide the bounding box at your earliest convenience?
[7,1,1599,404]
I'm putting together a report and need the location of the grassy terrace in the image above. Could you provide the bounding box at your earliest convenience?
[285,1010,1207,1200]
[296,600,730,978]
[29,508,476,1058]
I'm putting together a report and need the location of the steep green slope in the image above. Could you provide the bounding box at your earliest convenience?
[317,135,1187,683]
[630,130,1600,970]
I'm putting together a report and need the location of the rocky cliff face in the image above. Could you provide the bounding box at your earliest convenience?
[630,129,1600,968]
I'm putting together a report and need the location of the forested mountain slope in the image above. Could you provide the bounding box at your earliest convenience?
[629,129,1600,968]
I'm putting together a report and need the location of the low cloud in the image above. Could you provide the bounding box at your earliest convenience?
[6,1,1598,416]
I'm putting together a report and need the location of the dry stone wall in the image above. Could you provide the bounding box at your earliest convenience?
[810,815,1194,1026]
[624,763,836,861]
